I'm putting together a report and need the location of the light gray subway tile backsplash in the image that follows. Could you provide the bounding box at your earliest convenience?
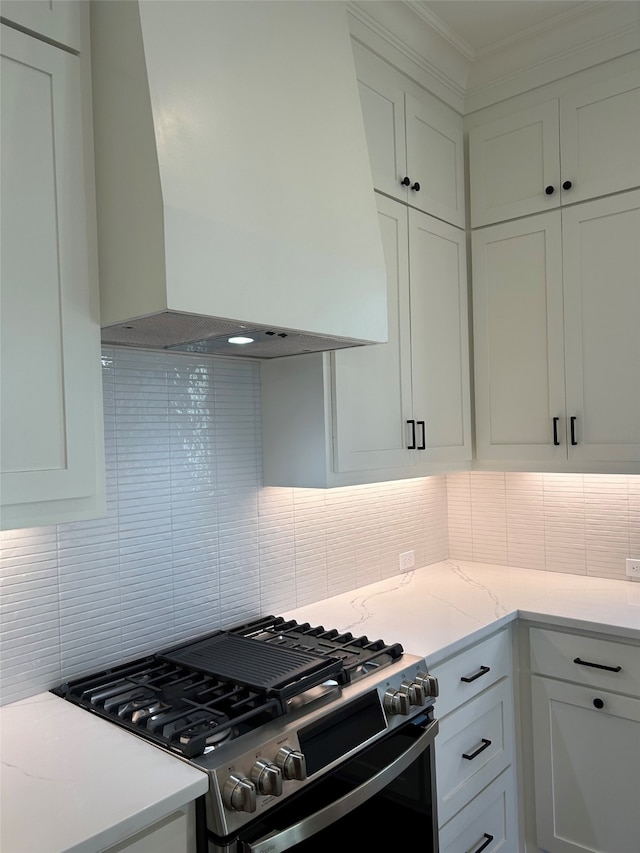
[447,470,639,580]
[1,345,638,704]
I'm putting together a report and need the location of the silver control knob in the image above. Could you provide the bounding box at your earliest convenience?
[400,679,427,706]
[383,686,411,716]
[415,670,439,699]
[250,759,283,796]
[222,774,257,813]
[275,746,307,781]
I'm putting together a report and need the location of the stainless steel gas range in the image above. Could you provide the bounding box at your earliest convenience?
[53,616,440,852]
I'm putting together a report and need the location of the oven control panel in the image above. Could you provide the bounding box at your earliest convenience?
[204,656,438,836]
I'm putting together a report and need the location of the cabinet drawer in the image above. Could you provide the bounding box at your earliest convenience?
[432,629,511,718]
[529,627,640,697]
[439,767,518,853]
[436,680,514,827]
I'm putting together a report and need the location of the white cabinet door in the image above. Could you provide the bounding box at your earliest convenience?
[468,101,560,227]
[531,675,640,853]
[472,212,566,463]
[332,193,414,473]
[408,210,471,464]
[405,93,465,228]
[0,0,81,51]
[562,191,640,464]
[560,70,640,207]
[355,63,408,206]
[354,43,465,227]
[0,25,104,529]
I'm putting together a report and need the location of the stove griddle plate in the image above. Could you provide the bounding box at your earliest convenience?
[161,633,345,699]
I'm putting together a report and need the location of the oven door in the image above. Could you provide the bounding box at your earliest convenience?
[214,713,438,853]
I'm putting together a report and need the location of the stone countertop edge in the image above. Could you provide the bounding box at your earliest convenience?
[0,692,209,853]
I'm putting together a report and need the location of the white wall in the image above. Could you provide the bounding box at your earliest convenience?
[0,346,447,705]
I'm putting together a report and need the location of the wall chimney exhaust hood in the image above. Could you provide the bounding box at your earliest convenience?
[90,0,388,358]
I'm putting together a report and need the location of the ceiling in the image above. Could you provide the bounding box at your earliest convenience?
[418,1,616,54]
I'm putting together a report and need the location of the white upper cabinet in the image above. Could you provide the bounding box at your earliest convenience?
[0,0,81,52]
[261,194,471,488]
[468,69,640,227]
[472,191,640,471]
[353,42,465,228]
[0,23,104,529]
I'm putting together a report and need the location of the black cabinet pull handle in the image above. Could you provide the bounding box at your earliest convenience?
[570,416,577,445]
[462,738,492,761]
[553,416,560,446]
[417,420,426,450]
[411,181,421,192]
[562,179,573,190]
[574,657,621,673]
[466,833,495,853]
[545,185,555,195]
[461,665,490,683]
[401,176,411,186]
[407,419,416,450]
[593,697,605,709]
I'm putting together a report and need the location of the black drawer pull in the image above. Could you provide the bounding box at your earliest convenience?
[461,665,491,683]
[407,419,416,450]
[466,833,494,853]
[552,416,560,446]
[417,420,426,450]
[574,657,622,673]
[570,415,577,445]
[462,738,492,761]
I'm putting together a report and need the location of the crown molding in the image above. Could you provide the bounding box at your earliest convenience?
[346,1,468,111]
[347,0,640,114]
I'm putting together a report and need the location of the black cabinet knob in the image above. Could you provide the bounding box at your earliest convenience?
[401,176,411,186]
[545,185,555,195]
[593,698,604,709]
[562,180,573,190]
[411,181,421,192]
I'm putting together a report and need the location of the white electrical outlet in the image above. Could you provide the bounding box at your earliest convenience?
[399,550,415,572]
[626,558,640,580]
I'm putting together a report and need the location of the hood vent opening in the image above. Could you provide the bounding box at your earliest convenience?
[101,312,367,359]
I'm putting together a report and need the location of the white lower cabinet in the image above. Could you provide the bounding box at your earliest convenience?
[527,626,640,853]
[431,628,519,852]
[439,767,517,853]
[103,808,192,853]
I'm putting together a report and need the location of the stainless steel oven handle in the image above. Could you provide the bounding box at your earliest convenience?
[242,717,438,853]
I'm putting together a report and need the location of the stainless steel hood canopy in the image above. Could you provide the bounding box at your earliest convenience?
[91,0,388,358]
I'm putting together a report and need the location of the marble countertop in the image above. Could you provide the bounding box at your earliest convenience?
[0,692,209,853]
[283,560,640,664]
[2,560,638,853]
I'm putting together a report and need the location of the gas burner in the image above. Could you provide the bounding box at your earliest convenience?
[179,720,235,751]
